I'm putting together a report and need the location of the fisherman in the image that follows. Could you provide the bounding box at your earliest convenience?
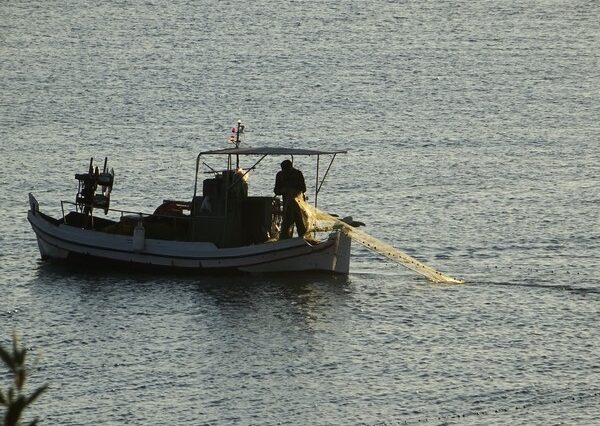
[274,159,309,239]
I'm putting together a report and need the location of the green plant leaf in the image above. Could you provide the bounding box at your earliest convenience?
[0,344,15,371]
[15,346,27,369]
[4,395,26,426]
[26,384,48,406]
[16,368,26,390]
[2,334,48,425]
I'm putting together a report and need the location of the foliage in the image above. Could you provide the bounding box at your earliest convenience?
[0,334,47,426]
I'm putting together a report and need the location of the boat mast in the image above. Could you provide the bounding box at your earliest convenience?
[229,120,244,169]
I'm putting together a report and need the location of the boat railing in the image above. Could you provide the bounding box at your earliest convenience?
[60,200,155,222]
[59,200,228,222]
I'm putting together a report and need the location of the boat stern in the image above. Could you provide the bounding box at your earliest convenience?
[237,230,352,274]
[332,230,351,274]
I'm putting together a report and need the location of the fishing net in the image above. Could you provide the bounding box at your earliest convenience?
[301,201,464,284]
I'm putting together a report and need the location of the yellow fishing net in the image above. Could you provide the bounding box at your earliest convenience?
[301,201,464,284]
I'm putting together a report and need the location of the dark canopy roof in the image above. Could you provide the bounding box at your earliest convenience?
[199,147,347,156]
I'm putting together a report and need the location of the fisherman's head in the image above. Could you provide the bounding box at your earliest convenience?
[280,159,293,171]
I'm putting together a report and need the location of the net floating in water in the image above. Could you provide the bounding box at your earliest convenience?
[305,204,464,284]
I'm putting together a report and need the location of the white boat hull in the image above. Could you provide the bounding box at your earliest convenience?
[27,206,351,274]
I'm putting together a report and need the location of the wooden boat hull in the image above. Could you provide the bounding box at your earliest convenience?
[27,204,351,275]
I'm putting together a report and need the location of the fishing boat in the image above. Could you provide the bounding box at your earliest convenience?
[28,122,464,282]
[27,123,354,274]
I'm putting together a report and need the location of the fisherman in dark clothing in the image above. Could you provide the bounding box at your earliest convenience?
[274,159,309,239]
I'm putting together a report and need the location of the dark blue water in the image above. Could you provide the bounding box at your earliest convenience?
[2,1,599,424]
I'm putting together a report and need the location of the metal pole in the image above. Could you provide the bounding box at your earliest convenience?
[193,153,202,198]
[317,153,337,196]
[315,155,320,208]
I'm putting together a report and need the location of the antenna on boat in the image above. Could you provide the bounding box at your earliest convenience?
[229,120,245,168]
[229,120,245,148]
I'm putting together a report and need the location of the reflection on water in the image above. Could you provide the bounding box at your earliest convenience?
[26,262,353,334]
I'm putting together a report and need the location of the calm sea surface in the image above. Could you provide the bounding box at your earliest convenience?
[1,1,599,424]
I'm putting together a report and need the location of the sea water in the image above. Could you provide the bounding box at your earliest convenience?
[1,1,599,424]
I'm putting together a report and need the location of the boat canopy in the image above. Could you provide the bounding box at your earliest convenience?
[195,146,346,207]
[199,147,347,156]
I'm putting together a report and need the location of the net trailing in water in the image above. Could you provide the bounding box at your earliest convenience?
[303,203,464,284]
